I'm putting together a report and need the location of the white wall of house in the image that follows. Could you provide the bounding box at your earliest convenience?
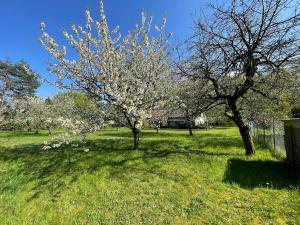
[195,113,207,127]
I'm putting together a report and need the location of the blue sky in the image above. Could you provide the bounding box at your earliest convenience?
[0,0,206,97]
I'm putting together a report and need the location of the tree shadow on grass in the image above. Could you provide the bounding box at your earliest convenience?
[100,130,194,139]
[0,138,138,198]
[0,131,50,139]
[1,127,277,203]
[99,128,239,139]
[142,148,243,158]
[0,139,168,200]
[223,159,300,190]
[193,136,244,150]
[0,134,246,202]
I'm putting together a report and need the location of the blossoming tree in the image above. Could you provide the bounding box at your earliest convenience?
[16,96,50,134]
[43,92,104,149]
[40,1,172,149]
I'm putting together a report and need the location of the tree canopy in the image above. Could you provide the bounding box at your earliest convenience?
[178,0,300,155]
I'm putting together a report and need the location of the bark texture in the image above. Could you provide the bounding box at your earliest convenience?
[227,100,255,155]
[132,127,140,150]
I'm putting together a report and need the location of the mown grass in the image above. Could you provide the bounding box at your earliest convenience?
[0,127,299,225]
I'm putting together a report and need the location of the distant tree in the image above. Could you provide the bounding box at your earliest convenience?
[31,92,105,148]
[243,71,300,141]
[149,109,170,134]
[180,0,300,155]
[245,74,297,123]
[0,60,39,99]
[205,105,230,127]
[16,96,49,134]
[39,1,172,149]
[50,92,104,136]
[174,79,216,136]
[0,60,40,125]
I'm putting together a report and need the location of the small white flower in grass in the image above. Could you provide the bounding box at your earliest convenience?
[42,146,51,150]
[53,143,62,148]
[83,148,90,152]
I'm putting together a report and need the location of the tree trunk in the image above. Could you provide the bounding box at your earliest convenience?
[188,123,193,136]
[156,128,159,134]
[238,124,255,155]
[227,100,255,155]
[272,117,276,150]
[132,127,140,150]
[263,128,266,145]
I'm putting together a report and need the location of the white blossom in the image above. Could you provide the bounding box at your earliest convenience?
[39,0,173,149]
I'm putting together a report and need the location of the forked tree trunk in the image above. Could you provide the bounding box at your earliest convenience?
[227,100,255,155]
[132,127,140,150]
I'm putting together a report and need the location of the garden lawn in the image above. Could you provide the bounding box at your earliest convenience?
[0,127,299,225]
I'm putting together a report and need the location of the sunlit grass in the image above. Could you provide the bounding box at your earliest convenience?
[0,127,299,224]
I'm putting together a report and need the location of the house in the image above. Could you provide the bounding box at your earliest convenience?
[167,113,207,128]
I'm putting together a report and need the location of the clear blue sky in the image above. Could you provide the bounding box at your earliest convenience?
[0,0,206,97]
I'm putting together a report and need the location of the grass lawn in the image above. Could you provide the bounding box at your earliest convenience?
[0,127,299,225]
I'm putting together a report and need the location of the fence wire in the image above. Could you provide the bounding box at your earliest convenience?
[250,119,286,158]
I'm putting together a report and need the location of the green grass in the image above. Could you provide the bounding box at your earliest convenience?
[0,127,299,225]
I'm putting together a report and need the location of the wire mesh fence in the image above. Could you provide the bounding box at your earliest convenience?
[250,119,286,159]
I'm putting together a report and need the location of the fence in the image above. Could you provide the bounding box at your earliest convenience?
[283,119,300,177]
[250,119,286,158]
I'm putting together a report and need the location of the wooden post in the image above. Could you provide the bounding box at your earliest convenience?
[284,119,300,178]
